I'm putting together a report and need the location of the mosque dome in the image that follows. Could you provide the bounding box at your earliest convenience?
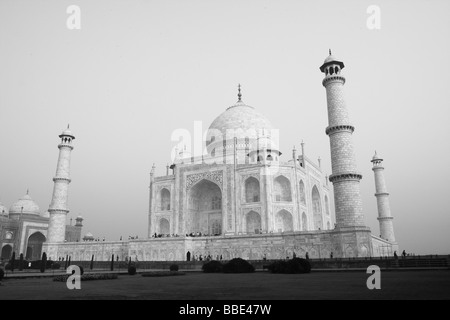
[207,101,273,141]
[0,201,8,216]
[83,232,94,241]
[9,193,40,216]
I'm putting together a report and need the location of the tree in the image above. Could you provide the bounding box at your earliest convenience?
[90,255,94,270]
[10,252,16,273]
[111,254,114,271]
[19,253,24,271]
[40,252,47,273]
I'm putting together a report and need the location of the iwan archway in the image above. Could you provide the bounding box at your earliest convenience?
[187,179,223,236]
[26,232,46,260]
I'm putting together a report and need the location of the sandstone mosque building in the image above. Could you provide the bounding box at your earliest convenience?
[3,52,398,262]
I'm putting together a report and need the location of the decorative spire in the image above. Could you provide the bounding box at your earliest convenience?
[237,84,242,102]
[329,49,332,55]
[26,188,29,195]
[67,124,70,129]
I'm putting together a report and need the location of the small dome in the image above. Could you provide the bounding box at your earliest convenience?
[255,135,279,151]
[9,193,40,215]
[83,232,94,241]
[0,201,8,216]
[76,215,83,220]
[59,125,75,139]
[320,51,345,72]
[324,54,337,64]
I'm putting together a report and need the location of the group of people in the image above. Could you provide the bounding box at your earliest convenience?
[151,233,180,238]
[192,254,223,261]
[394,250,408,259]
[185,232,220,237]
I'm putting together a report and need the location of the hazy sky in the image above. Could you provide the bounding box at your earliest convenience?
[1,0,449,254]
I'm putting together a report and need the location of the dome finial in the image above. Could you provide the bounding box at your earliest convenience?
[237,84,242,102]
[329,48,332,55]
[26,188,29,195]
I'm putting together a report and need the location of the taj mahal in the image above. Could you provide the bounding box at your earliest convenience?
[1,52,398,262]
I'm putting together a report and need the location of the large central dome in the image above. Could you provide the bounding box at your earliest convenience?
[208,101,273,140]
[203,86,278,158]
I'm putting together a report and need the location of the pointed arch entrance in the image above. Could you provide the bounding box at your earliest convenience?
[1,245,12,260]
[187,179,223,235]
[26,232,46,260]
[275,209,293,232]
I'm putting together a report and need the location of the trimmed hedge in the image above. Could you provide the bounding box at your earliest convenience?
[51,262,61,270]
[53,273,118,282]
[169,264,179,271]
[223,258,255,274]
[0,268,4,281]
[142,271,185,277]
[128,265,137,275]
[202,260,223,273]
[6,259,56,270]
[268,258,311,274]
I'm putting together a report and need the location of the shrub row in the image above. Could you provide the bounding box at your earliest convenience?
[267,258,311,274]
[4,260,62,271]
[202,258,255,273]
[141,271,185,277]
[53,273,118,282]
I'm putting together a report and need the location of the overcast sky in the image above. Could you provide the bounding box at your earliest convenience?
[1,0,449,254]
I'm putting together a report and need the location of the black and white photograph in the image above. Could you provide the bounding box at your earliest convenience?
[0,0,449,307]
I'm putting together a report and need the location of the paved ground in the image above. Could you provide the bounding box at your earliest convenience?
[0,270,449,300]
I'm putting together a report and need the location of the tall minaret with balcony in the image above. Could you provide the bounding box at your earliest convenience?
[320,51,365,229]
[371,152,396,242]
[47,126,75,243]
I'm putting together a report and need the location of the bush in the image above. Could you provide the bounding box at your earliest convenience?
[222,258,255,274]
[51,262,61,270]
[202,260,223,273]
[0,268,4,281]
[267,260,287,274]
[169,264,179,271]
[268,258,311,274]
[40,253,47,273]
[128,265,136,275]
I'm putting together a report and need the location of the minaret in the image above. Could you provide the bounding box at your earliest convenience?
[371,152,396,242]
[148,164,155,237]
[320,51,365,229]
[74,216,84,242]
[47,126,75,243]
